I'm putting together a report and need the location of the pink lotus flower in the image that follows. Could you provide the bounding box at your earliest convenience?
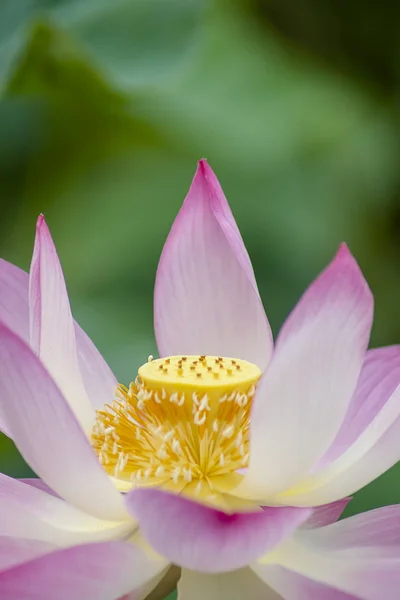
[0,160,399,599]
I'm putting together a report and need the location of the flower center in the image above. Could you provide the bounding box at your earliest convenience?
[91,355,261,509]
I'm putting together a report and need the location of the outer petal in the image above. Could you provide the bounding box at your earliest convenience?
[0,323,127,521]
[322,345,400,464]
[0,258,118,416]
[73,324,118,411]
[0,260,30,436]
[0,537,56,571]
[154,160,273,369]
[303,505,400,549]
[19,479,59,497]
[301,499,351,529]
[177,567,281,600]
[0,259,29,344]
[277,382,400,506]
[238,244,373,497]
[0,474,130,546]
[253,565,359,600]
[29,216,94,430]
[0,540,169,600]
[258,506,400,600]
[126,489,311,573]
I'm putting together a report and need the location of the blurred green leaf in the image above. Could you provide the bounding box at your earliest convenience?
[0,0,206,90]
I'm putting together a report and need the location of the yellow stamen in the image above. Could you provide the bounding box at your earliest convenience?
[91,355,261,510]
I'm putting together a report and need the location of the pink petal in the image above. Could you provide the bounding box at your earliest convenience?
[307,505,400,549]
[29,216,94,430]
[0,537,55,571]
[277,382,400,506]
[254,566,359,599]
[177,567,281,600]
[126,489,311,573]
[0,260,30,437]
[322,345,400,464]
[154,160,273,369]
[0,474,130,545]
[0,260,29,343]
[0,540,169,600]
[259,506,400,600]
[0,257,118,415]
[19,479,59,497]
[73,324,118,411]
[0,324,127,521]
[301,499,351,529]
[239,244,373,498]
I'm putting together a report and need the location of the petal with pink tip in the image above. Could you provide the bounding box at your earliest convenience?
[322,345,400,464]
[258,507,400,600]
[0,324,127,521]
[277,382,400,506]
[29,216,94,430]
[0,474,130,545]
[154,160,273,369]
[238,245,373,498]
[177,567,281,600]
[126,489,311,573]
[0,258,117,416]
[0,540,169,600]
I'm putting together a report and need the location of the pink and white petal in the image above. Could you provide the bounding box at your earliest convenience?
[303,505,400,549]
[154,160,273,369]
[322,345,400,465]
[0,474,130,546]
[0,537,56,571]
[253,565,359,600]
[0,260,30,436]
[0,258,117,414]
[29,216,93,430]
[126,489,311,573]
[19,478,59,497]
[0,324,127,521]
[238,244,373,498]
[0,259,29,343]
[301,499,351,529]
[258,507,400,600]
[73,325,118,411]
[277,383,400,506]
[177,567,282,600]
[0,540,169,600]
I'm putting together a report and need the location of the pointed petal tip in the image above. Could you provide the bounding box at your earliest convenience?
[35,215,52,244]
[194,158,215,187]
[36,214,45,229]
[335,242,352,261]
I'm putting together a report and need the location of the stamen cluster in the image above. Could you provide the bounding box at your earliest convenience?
[91,355,261,498]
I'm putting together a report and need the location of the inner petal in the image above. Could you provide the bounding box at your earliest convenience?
[91,355,261,511]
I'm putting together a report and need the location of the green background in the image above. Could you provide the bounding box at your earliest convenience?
[1,1,400,596]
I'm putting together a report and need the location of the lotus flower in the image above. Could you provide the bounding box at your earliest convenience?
[0,160,399,599]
